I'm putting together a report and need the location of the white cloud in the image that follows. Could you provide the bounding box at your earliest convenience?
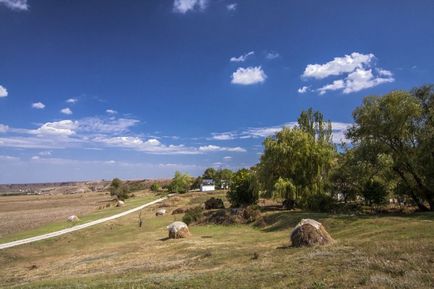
[106,109,117,114]
[33,120,78,137]
[198,145,246,152]
[60,107,73,115]
[0,85,8,97]
[230,51,254,62]
[265,51,280,60]
[173,0,208,13]
[318,80,345,95]
[31,155,40,160]
[38,151,52,156]
[210,132,235,140]
[0,0,28,10]
[0,124,8,133]
[226,3,237,11]
[66,98,78,104]
[303,52,374,79]
[231,66,267,85]
[297,86,310,93]
[223,156,232,161]
[32,102,45,109]
[77,117,139,133]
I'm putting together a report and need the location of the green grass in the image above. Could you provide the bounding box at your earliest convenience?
[0,193,157,244]
[0,193,433,289]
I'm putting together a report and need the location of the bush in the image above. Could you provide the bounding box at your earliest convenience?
[362,179,388,205]
[182,206,203,225]
[167,171,193,194]
[109,178,130,201]
[150,183,160,192]
[303,194,335,212]
[227,169,259,207]
[204,197,225,210]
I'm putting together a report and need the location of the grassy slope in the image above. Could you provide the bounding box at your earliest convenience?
[0,193,157,244]
[0,192,433,289]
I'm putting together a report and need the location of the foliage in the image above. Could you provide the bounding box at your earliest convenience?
[297,107,333,143]
[227,168,259,207]
[182,206,203,225]
[109,178,130,201]
[258,122,336,207]
[362,179,388,205]
[347,86,434,210]
[167,171,193,194]
[215,168,233,189]
[202,168,217,180]
[303,194,336,212]
[190,176,203,190]
[150,183,160,192]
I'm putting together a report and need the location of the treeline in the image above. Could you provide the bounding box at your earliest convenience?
[168,85,434,212]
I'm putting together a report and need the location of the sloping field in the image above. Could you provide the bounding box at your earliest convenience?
[0,192,433,289]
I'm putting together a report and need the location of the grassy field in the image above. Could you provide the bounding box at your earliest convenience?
[0,192,433,289]
[0,192,157,244]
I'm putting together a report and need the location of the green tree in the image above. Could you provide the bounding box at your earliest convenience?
[190,176,203,190]
[258,126,335,207]
[202,167,217,180]
[109,178,130,200]
[297,107,333,143]
[150,183,160,192]
[167,171,193,194]
[227,168,259,207]
[348,86,434,210]
[215,168,233,189]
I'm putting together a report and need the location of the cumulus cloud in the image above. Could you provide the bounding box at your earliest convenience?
[226,3,237,11]
[231,66,267,85]
[106,109,117,114]
[0,85,8,97]
[32,102,45,109]
[297,86,309,93]
[210,132,235,141]
[60,107,73,115]
[303,52,375,79]
[66,98,78,104]
[33,120,78,137]
[173,0,207,13]
[302,52,394,95]
[230,51,254,62]
[0,0,28,10]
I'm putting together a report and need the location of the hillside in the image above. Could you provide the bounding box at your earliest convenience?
[0,191,432,289]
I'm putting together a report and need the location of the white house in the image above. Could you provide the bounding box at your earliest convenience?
[200,179,215,192]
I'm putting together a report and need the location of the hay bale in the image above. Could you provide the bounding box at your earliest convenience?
[167,221,190,239]
[116,200,125,207]
[67,215,79,222]
[290,219,334,247]
[204,197,225,210]
[156,208,166,216]
[172,207,187,215]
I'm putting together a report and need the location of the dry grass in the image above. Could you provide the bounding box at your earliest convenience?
[0,191,432,289]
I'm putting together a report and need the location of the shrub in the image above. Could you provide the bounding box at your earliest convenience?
[362,179,388,205]
[150,183,160,192]
[167,171,193,194]
[109,178,130,201]
[303,194,335,212]
[182,206,203,225]
[227,169,259,207]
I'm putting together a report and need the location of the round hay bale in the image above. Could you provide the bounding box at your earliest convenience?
[290,219,334,247]
[67,215,80,222]
[204,197,225,210]
[155,208,166,216]
[116,200,125,207]
[167,221,190,239]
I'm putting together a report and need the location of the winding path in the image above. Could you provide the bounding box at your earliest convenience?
[0,196,167,250]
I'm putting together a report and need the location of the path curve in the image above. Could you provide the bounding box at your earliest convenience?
[0,196,167,250]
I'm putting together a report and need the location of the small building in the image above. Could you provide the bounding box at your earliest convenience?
[200,179,215,192]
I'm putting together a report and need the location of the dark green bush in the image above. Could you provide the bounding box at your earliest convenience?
[109,178,130,201]
[182,206,203,225]
[303,194,335,212]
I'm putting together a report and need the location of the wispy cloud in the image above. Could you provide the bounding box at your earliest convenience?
[226,3,237,11]
[0,85,8,97]
[231,66,267,85]
[297,86,309,93]
[106,109,117,114]
[230,51,254,62]
[32,102,45,109]
[173,0,208,13]
[66,98,78,104]
[265,51,280,60]
[0,124,9,133]
[0,0,28,11]
[198,145,246,153]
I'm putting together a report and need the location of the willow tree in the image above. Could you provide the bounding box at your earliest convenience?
[258,125,335,207]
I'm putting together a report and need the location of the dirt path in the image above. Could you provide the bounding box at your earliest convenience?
[0,196,167,250]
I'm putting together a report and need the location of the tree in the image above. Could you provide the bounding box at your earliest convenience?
[202,168,217,180]
[227,168,259,207]
[190,176,203,190]
[215,168,233,189]
[297,107,333,143]
[348,86,434,210]
[150,183,160,192]
[167,171,193,194]
[109,178,130,200]
[258,126,335,207]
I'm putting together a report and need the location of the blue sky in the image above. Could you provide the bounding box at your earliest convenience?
[1,0,433,183]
